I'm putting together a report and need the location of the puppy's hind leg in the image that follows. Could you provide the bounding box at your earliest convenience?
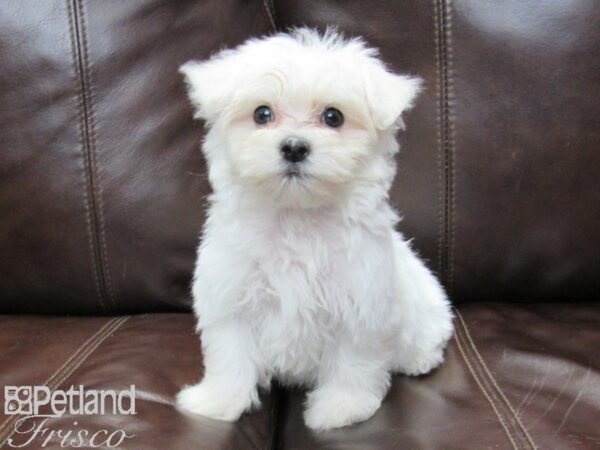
[391,235,454,376]
[176,320,262,421]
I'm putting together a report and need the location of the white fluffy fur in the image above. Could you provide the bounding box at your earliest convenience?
[176,28,453,430]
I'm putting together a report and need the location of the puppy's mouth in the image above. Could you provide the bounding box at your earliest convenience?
[283,164,305,180]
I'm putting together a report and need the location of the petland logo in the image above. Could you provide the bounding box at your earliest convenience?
[4,385,136,448]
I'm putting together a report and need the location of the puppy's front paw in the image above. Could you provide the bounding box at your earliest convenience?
[395,343,446,376]
[304,388,381,431]
[176,382,255,421]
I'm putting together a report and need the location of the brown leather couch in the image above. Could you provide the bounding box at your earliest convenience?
[1,1,599,449]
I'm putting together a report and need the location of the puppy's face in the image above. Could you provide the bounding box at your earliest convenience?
[182,29,421,208]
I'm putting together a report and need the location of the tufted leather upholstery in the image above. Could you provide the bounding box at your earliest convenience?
[1,1,598,448]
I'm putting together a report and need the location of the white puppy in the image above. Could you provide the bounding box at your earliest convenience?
[176,28,453,431]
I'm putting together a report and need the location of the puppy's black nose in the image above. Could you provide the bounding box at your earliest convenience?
[281,137,311,163]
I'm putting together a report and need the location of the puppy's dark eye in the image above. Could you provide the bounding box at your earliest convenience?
[322,107,344,128]
[254,105,274,125]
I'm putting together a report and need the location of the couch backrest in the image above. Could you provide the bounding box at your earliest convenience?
[1,0,599,314]
[0,0,273,314]
[278,0,600,303]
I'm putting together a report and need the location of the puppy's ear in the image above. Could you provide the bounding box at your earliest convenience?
[180,57,236,122]
[364,63,423,130]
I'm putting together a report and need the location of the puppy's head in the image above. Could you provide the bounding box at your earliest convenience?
[181,28,421,208]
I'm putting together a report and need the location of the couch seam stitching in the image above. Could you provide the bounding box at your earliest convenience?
[433,0,444,279]
[262,0,277,32]
[51,317,129,390]
[457,312,537,449]
[0,318,129,448]
[78,0,117,313]
[446,0,456,294]
[0,318,117,438]
[66,0,106,314]
[0,317,123,446]
[434,0,455,289]
[46,319,122,386]
[454,320,520,450]
[456,315,525,447]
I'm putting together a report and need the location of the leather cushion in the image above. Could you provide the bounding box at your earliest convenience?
[1,0,599,314]
[0,0,275,314]
[277,303,600,450]
[1,304,598,449]
[0,0,600,314]
[0,313,277,449]
[275,0,600,302]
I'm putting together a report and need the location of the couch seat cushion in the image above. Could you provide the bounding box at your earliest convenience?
[278,303,600,450]
[0,314,277,450]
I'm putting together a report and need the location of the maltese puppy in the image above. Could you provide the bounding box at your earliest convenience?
[176,28,453,431]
